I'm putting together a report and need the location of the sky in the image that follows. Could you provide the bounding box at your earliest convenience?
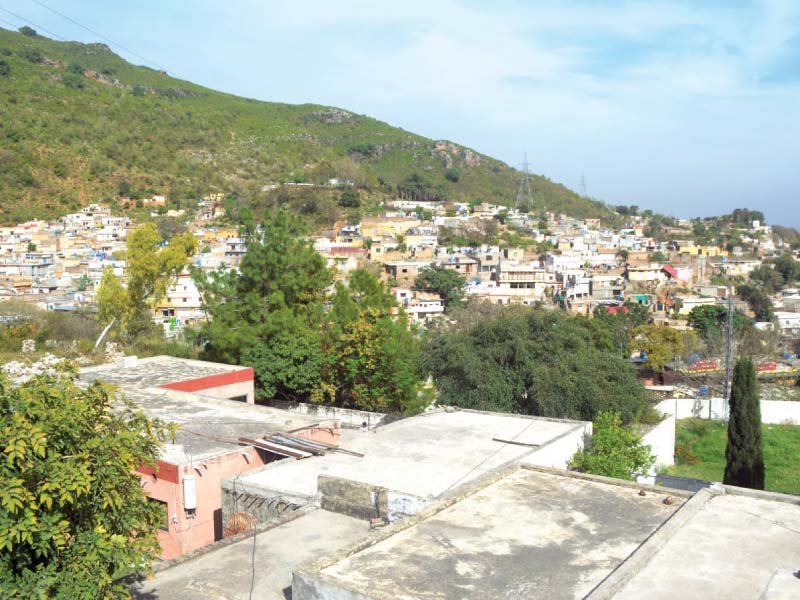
[2,0,799,227]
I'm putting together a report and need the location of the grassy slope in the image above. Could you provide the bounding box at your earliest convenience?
[668,418,800,495]
[0,27,614,225]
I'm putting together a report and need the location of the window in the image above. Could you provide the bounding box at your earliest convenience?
[148,498,170,531]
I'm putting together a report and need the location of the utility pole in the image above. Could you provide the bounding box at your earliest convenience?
[579,173,587,198]
[722,286,734,419]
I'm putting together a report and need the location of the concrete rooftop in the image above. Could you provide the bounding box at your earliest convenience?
[234,410,585,500]
[296,466,685,600]
[80,355,245,388]
[611,491,800,600]
[79,358,319,465]
[131,510,368,600]
[119,387,319,464]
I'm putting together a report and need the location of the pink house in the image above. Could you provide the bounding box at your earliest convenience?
[80,356,339,559]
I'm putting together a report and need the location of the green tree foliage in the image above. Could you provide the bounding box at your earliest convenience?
[0,60,9,76]
[631,325,698,372]
[444,168,460,182]
[591,302,650,357]
[61,72,85,90]
[125,222,196,320]
[737,284,774,321]
[338,188,361,208]
[724,357,765,489]
[18,26,37,37]
[688,305,753,341]
[320,270,421,413]
[195,211,331,370]
[18,45,42,63]
[749,265,784,294]
[730,208,765,227]
[423,306,647,422]
[773,254,800,286]
[0,369,170,598]
[414,265,466,309]
[96,267,130,330]
[570,411,655,480]
[196,213,422,413]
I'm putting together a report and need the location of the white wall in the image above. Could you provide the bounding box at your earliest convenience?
[655,398,800,425]
[524,422,592,470]
[641,415,676,474]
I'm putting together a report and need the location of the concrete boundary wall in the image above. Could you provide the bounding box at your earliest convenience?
[656,397,800,424]
[523,422,591,470]
[318,475,430,523]
[641,415,676,473]
[269,400,402,429]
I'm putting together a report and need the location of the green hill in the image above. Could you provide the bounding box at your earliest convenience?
[0,27,614,225]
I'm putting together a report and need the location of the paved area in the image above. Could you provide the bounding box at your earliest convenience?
[308,468,682,599]
[613,493,800,600]
[131,510,369,600]
[236,410,584,499]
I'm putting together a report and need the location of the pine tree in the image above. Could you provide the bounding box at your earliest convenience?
[723,357,765,489]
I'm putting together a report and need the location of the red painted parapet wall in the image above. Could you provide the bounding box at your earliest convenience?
[158,368,256,403]
[160,367,254,393]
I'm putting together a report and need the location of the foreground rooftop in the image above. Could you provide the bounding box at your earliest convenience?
[233,410,588,500]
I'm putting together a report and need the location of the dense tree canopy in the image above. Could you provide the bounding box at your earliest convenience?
[422,306,648,423]
[631,325,697,372]
[0,369,170,598]
[737,284,774,321]
[196,212,423,414]
[414,265,466,309]
[688,304,753,342]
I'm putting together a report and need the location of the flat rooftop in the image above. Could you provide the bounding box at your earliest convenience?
[612,491,800,600]
[80,355,246,388]
[119,386,319,465]
[235,410,585,500]
[131,510,368,600]
[79,358,319,465]
[295,466,685,599]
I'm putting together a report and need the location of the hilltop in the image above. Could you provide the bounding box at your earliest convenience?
[0,27,614,226]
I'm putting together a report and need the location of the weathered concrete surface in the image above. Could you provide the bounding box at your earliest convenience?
[302,468,682,600]
[131,510,368,600]
[760,569,800,600]
[613,493,800,600]
[235,410,585,501]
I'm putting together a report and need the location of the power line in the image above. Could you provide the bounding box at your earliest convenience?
[28,0,170,73]
[0,4,66,40]
[0,15,20,29]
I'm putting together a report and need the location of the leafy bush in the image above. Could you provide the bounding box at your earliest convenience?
[570,411,655,480]
[19,25,37,37]
[444,167,460,182]
[0,60,9,77]
[62,72,85,89]
[18,45,43,63]
[338,188,361,208]
[67,62,84,75]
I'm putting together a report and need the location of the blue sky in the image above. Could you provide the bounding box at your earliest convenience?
[2,0,799,227]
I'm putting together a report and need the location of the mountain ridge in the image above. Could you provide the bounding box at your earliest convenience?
[0,27,614,225]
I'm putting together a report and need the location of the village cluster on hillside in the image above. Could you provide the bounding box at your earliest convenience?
[2,194,799,346]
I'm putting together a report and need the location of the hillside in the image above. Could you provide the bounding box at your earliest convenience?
[0,27,613,225]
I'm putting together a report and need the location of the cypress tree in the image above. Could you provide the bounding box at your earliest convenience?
[723,357,765,489]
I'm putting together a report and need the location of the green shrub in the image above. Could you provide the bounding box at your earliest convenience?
[18,46,43,63]
[62,72,85,89]
[0,60,9,77]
